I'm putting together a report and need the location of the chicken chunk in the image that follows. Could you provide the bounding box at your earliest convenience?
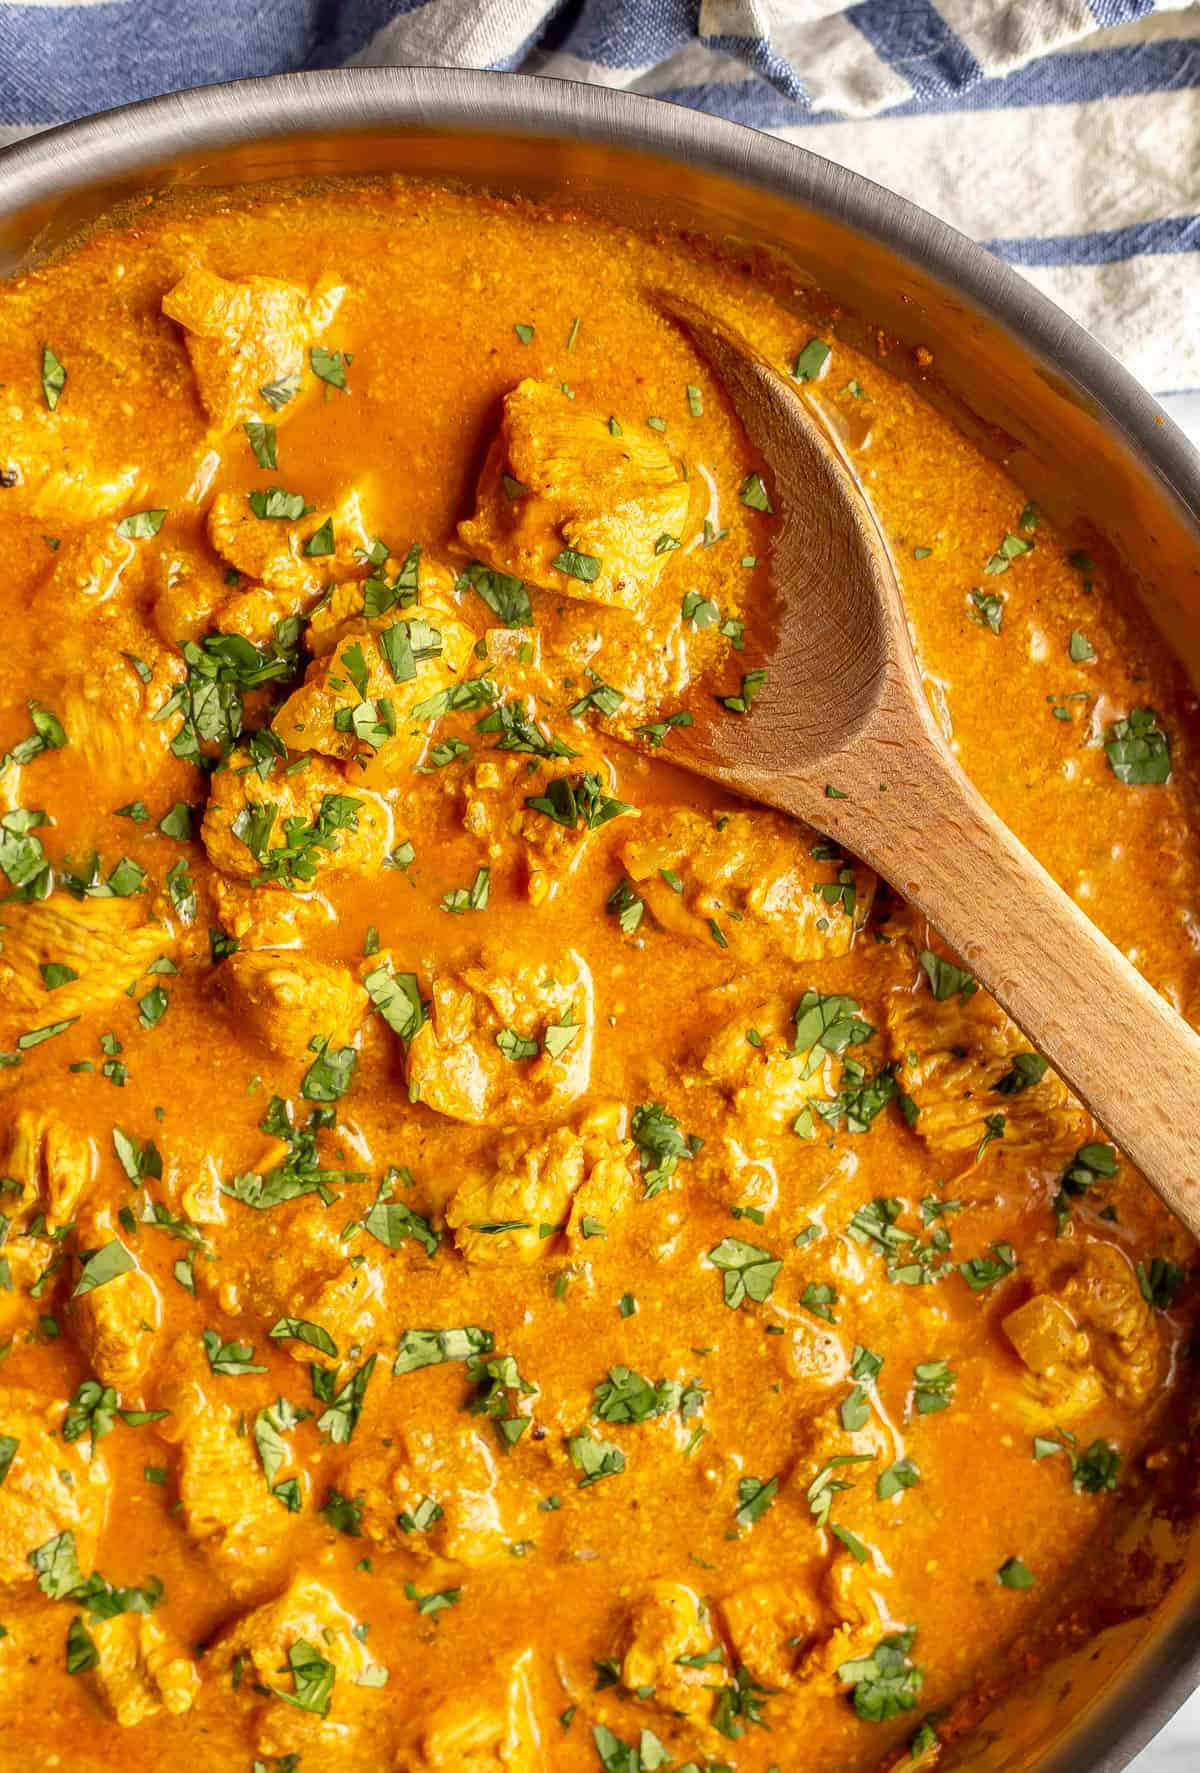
[270,606,477,769]
[542,597,692,717]
[1003,1237,1162,1420]
[619,1581,720,1720]
[797,1551,886,1682]
[0,1111,95,1231]
[459,379,699,611]
[211,875,336,952]
[0,453,142,524]
[212,1573,375,1707]
[156,540,334,652]
[0,1387,109,1587]
[39,523,134,610]
[162,267,345,432]
[0,896,176,1034]
[0,1239,47,1341]
[417,1647,542,1771]
[461,750,628,907]
[307,552,459,656]
[621,807,875,961]
[57,643,188,798]
[721,1581,823,1689]
[701,1000,831,1135]
[90,1613,200,1727]
[446,1105,633,1263]
[207,487,370,602]
[221,1213,384,1371]
[214,582,307,650]
[71,1214,162,1396]
[886,933,1087,1156]
[405,949,594,1125]
[167,1386,291,1591]
[215,1571,370,1677]
[219,950,369,1064]
[200,748,390,884]
[341,1422,529,1564]
[154,549,232,646]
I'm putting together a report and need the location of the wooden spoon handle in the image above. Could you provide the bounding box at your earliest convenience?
[772,737,1200,1236]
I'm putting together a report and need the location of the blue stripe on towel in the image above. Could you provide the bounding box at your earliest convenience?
[983,214,1200,266]
[703,34,812,103]
[655,36,1200,126]
[847,0,982,100]
[1088,0,1155,24]
[522,0,696,69]
[0,0,322,123]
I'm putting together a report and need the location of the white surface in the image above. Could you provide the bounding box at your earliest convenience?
[1104,401,1199,1772]
[1132,1685,1200,1769]
[1161,390,1200,453]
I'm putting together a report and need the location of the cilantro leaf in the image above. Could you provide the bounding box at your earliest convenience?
[838,1629,924,1723]
[41,343,67,411]
[1104,708,1171,785]
[457,560,532,627]
[201,1329,267,1377]
[72,1241,135,1297]
[707,1237,781,1308]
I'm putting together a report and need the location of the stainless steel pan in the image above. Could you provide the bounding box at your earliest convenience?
[1,66,1197,1773]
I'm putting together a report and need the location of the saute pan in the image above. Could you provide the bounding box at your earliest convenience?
[1,66,1197,1773]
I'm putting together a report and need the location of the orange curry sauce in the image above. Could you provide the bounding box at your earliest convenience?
[0,178,1196,1772]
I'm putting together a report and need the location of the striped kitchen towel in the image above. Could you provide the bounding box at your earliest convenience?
[0,0,1196,396]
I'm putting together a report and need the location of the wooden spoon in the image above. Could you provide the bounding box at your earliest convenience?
[664,295,1200,1236]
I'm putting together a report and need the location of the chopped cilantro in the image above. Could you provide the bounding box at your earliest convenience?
[984,533,1033,575]
[115,508,166,540]
[739,472,773,513]
[630,1102,699,1198]
[457,560,532,627]
[912,1359,956,1415]
[1138,1257,1184,1311]
[838,1629,924,1723]
[552,548,602,583]
[524,773,632,830]
[959,1241,1017,1291]
[1052,1141,1118,1230]
[260,371,301,409]
[201,1329,267,1377]
[300,1038,357,1103]
[72,1241,134,1298]
[244,420,277,469]
[735,1473,778,1529]
[1071,1439,1120,1493]
[1104,708,1171,785]
[393,1326,493,1376]
[969,589,1004,633]
[310,346,350,390]
[270,1639,336,1716]
[919,949,977,1002]
[707,1237,781,1308]
[567,1429,625,1487]
[718,668,768,714]
[41,343,67,411]
[792,338,831,382]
